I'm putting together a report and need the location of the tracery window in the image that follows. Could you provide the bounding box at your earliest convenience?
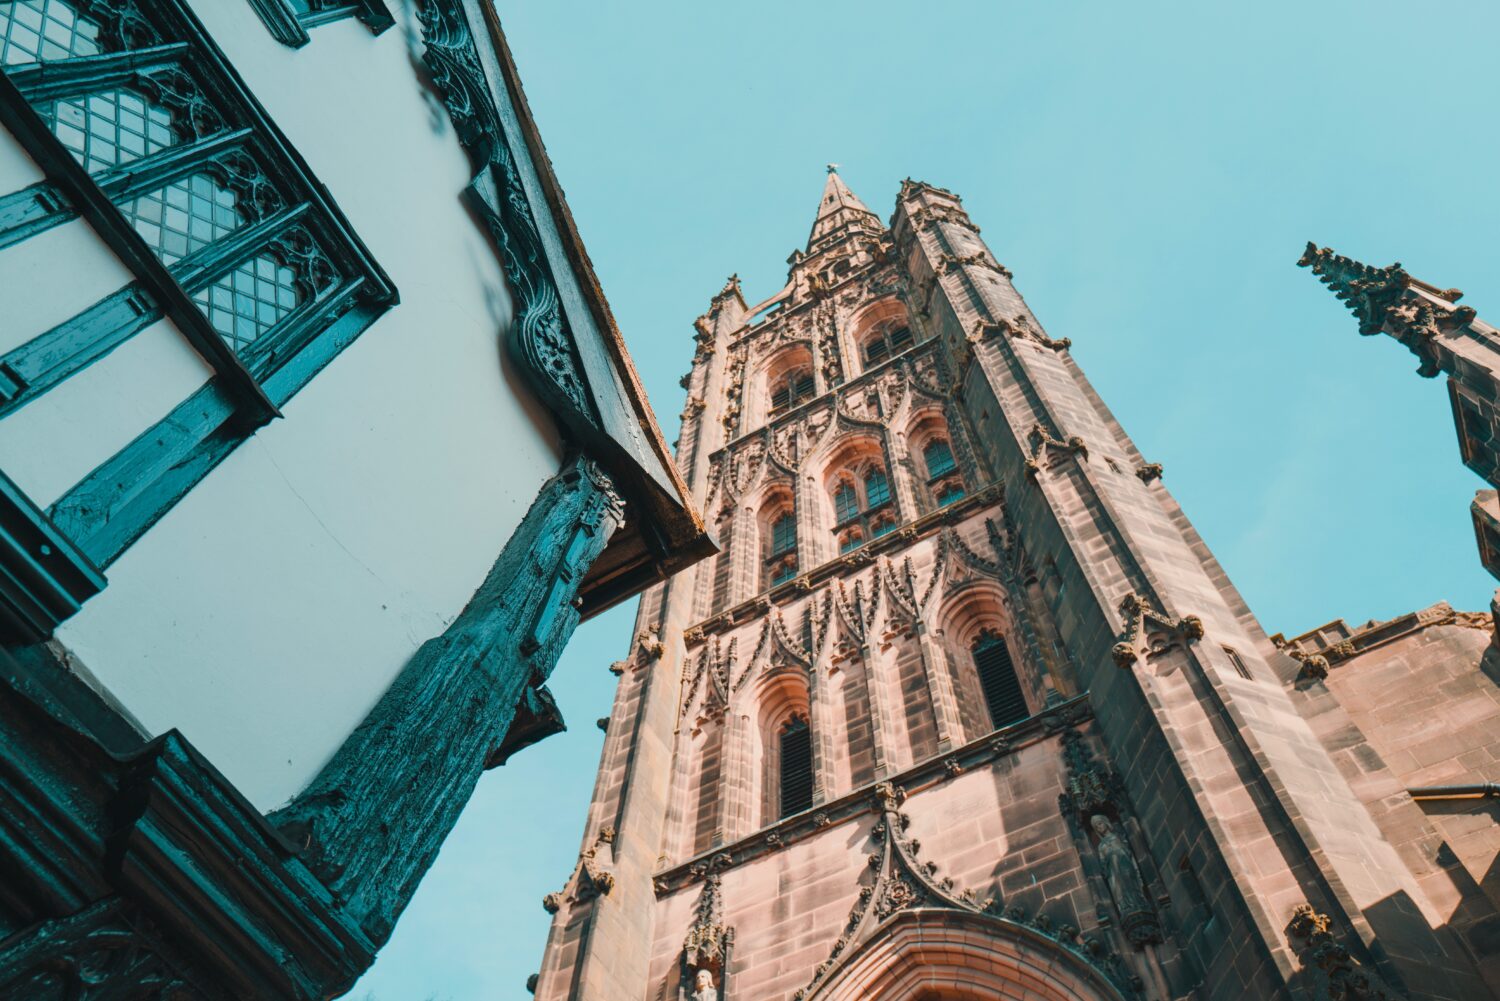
[829,458,896,553]
[972,630,1028,730]
[770,367,815,414]
[916,429,965,508]
[862,324,913,366]
[778,714,813,818]
[0,0,394,634]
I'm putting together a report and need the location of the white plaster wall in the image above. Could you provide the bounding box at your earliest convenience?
[0,213,137,356]
[52,3,563,810]
[0,318,213,506]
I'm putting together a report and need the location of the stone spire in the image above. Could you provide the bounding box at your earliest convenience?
[806,164,883,253]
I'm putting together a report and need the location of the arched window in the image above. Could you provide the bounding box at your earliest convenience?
[923,439,956,479]
[763,501,798,590]
[828,454,896,553]
[972,630,1027,730]
[770,511,796,557]
[771,368,816,414]
[778,714,813,818]
[917,431,965,507]
[863,325,914,366]
[833,481,859,524]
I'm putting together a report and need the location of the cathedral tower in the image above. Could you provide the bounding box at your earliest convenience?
[533,173,1499,1000]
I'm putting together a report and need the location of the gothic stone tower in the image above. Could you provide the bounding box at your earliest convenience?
[533,173,1499,1001]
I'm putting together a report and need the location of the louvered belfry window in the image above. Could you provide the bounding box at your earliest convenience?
[778,715,813,818]
[972,630,1028,730]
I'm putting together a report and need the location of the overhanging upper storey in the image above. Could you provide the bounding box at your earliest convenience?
[434,3,714,616]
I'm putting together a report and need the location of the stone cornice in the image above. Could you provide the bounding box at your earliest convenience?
[652,695,1092,896]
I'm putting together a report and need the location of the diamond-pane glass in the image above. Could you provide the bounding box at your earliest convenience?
[121,173,240,264]
[193,255,302,359]
[0,0,101,65]
[44,87,177,174]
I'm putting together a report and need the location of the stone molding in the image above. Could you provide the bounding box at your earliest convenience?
[653,696,1092,896]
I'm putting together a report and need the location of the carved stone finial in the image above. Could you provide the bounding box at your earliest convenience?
[1285,903,1405,1000]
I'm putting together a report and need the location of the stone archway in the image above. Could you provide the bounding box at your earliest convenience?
[809,909,1126,1001]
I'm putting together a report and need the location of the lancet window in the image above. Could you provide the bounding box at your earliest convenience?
[777,714,813,818]
[761,493,798,589]
[972,630,1027,730]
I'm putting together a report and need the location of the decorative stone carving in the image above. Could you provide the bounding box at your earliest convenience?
[542,892,562,914]
[1090,815,1159,947]
[1285,903,1405,1000]
[1025,422,1089,480]
[681,853,734,1001]
[1298,242,1475,377]
[1133,463,1163,484]
[1288,648,1330,682]
[790,774,1139,1000]
[1110,591,1204,670]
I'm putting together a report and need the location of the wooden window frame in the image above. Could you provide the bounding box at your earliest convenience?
[0,0,395,641]
[244,0,394,49]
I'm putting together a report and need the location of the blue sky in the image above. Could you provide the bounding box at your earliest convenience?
[355,3,1500,997]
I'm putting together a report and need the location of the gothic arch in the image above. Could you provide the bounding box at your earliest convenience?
[902,406,968,513]
[806,909,1125,1001]
[749,666,812,826]
[817,434,898,555]
[846,296,914,376]
[933,581,1034,741]
[755,480,799,590]
[755,340,817,428]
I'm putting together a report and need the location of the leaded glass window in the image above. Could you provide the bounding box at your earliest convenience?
[42,87,177,173]
[936,481,965,506]
[864,468,891,509]
[122,174,243,263]
[0,0,100,65]
[0,0,394,582]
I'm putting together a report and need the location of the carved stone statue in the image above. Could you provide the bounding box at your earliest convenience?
[692,966,717,1001]
[1090,814,1160,944]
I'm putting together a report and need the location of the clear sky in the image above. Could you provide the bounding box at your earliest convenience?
[355,2,1500,997]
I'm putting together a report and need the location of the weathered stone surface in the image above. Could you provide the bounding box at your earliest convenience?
[536,182,1500,1001]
